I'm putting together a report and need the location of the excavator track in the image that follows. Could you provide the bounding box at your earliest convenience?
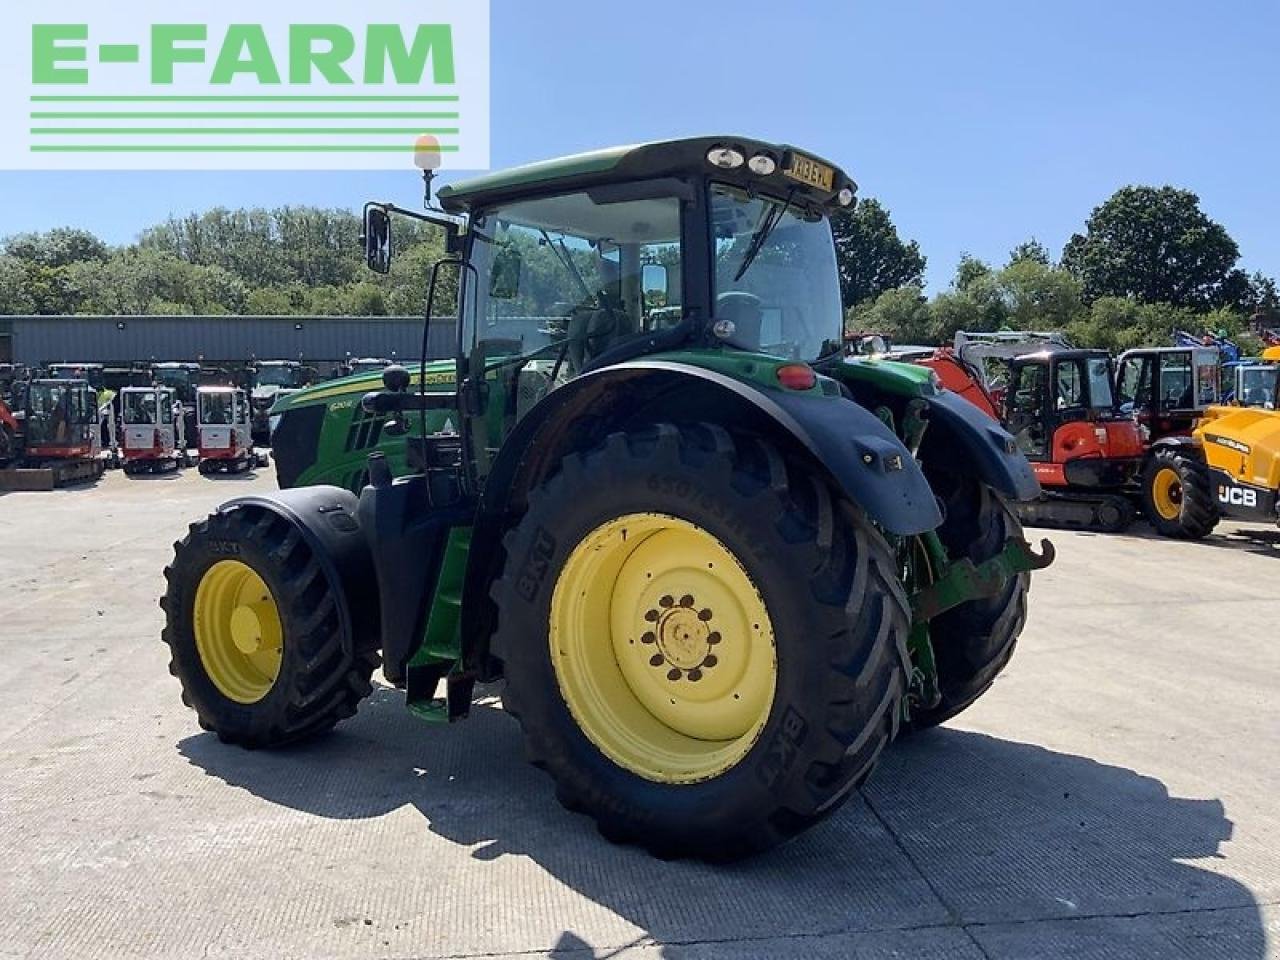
[1015,491,1136,534]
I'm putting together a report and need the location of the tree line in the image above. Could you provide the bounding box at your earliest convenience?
[2,185,1276,357]
[838,187,1279,354]
[0,208,446,318]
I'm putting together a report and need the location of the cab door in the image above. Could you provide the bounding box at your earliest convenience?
[1116,353,1154,429]
[1005,360,1050,460]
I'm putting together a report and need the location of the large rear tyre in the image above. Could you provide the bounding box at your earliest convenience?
[492,423,911,861]
[161,505,379,747]
[905,474,1030,733]
[1142,450,1218,539]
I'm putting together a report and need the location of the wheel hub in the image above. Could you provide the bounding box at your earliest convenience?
[230,602,274,654]
[193,560,283,704]
[646,596,720,679]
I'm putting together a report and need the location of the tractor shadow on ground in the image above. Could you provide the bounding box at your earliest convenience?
[178,691,1264,958]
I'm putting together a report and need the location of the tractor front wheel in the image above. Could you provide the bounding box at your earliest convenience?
[1142,450,1218,539]
[492,423,911,861]
[905,474,1030,733]
[161,505,379,747]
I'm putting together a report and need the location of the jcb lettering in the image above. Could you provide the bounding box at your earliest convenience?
[1218,485,1258,508]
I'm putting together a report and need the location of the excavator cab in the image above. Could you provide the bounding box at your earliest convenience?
[1115,347,1221,441]
[1002,350,1145,530]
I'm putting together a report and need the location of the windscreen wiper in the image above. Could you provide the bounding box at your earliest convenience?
[732,190,795,283]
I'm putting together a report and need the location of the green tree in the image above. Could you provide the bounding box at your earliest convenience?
[4,228,109,268]
[830,198,926,307]
[953,254,992,292]
[845,286,932,344]
[1007,238,1051,266]
[0,256,36,314]
[989,260,1084,330]
[1061,186,1243,309]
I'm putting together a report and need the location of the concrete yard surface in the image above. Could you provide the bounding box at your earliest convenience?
[0,467,1278,959]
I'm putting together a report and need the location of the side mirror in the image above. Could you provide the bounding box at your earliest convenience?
[642,263,669,302]
[490,246,523,300]
[363,205,393,275]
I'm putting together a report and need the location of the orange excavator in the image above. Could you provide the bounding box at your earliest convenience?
[911,333,1146,531]
[0,397,19,466]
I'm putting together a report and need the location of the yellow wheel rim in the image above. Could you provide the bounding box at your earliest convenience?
[1151,467,1183,521]
[549,513,777,784]
[193,560,283,704]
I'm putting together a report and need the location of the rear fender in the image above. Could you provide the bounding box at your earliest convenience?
[920,390,1040,501]
[459,360,942,671]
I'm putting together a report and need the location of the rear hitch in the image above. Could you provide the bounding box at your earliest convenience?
[911,537,1055,622]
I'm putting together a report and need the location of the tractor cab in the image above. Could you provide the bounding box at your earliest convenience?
[196,386,260,474]
[245,360,311,444]
[120,385,186,474]
[1115,347,1221,440]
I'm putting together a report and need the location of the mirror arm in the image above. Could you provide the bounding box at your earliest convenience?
[370,201,466,233]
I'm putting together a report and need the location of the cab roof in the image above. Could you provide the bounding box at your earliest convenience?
[437,135,856,213]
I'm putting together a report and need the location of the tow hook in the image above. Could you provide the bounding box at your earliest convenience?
[911,537,1055,622]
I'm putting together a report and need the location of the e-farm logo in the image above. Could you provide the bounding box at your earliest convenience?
[0,1,489,170]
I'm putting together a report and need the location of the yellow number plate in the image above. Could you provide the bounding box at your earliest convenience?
[783,154,835,192]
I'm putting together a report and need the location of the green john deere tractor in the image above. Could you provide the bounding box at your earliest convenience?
[161,136,1051,860]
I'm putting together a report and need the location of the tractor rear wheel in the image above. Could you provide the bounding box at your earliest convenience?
[1142,449,1218,539]
[492,423,911,861]
[905,474,1030,733]
[161,505,379,747]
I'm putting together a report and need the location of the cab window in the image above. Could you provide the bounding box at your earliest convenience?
[467,191,684,379]
[1055,359,1086,410]
[1117,356,1152,411]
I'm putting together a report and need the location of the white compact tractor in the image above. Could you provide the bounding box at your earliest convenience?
[120,385,190,474]
[195,387,266,474]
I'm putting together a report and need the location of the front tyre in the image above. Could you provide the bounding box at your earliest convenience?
[492,423,911,861]
[161,505,379,747]
[1142,449,1218,539]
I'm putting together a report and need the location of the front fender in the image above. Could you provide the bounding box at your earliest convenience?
[220,486,380,657]
[924,389,1040,501]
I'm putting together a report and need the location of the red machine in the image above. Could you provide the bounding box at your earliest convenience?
[0,398,18,465]
[5,379,105,487]
[195,387,262,474]
[915,333,1146,531]
[120,385,188,474]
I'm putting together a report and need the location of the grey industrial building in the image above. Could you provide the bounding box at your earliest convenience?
[0,315,456,368]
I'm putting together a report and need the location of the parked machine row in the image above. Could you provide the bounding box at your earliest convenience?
[871,331,1280,538]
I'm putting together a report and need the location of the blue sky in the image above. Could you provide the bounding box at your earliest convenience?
[1,0,1276,292]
